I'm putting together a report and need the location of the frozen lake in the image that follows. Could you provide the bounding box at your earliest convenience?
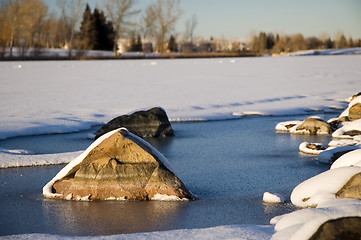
[0,114,335,236]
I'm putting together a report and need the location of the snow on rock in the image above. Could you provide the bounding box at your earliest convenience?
[299,142,325,155]
[318,144,361,164]
[328,138,361,147]
[275,121,302,132]
[339,95,361,120]
[332,119,361,139]
[263,192,285,204]
[290,166,361,208]
[43,129,119,199]
[43,128,193,201]
[331,149,361,169]
[289,117,333,135]
[271,199,361,240]
[0,150,81,168]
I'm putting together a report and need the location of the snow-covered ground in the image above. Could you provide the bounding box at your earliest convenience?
[1,54,361,239]
[1,55,360,140]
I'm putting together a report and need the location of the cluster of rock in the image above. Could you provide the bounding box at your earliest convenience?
[43,108,194,201]
[272,93,361,240]
[276,92,361,160]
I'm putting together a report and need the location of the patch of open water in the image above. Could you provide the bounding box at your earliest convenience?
[0,114,336,236]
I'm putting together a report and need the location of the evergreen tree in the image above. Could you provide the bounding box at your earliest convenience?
[337,34,348,49]
[93,9,114,50]
[167,35,177,52]
[79,4,96,50]
[79,5,114,51]
[136,34,143,52]
[324,38,334,49]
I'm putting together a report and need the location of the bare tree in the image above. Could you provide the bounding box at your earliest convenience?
[1,0,22,56]
[105,0,139,55]
[22,0,48,52]
[57,0,84,57]
[144,0,182,53]
[184,14,197,42]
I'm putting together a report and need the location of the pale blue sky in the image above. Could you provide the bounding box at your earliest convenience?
[45,0,361,39]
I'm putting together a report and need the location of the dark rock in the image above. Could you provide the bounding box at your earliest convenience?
[50,128,193,201]
[350,92,361,102]
[306,143,326,151]
[95,107,174,139]
[344,130,361,137]
[295,117,333,135]
[309,217,361,240]
[329,116,349,129]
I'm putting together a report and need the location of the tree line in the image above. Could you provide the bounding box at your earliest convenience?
[1,0,360,58]
[0,0,182,57]
[250,31,361,54]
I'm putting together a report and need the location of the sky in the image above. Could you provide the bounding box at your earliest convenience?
[44,0,361,40]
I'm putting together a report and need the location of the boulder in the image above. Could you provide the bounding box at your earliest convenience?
[348,102,361,121]
[95,107,174,139]
[43,128,193,201]
[293,117,333,135]
[336,173,361,199]
[309,217,361,240]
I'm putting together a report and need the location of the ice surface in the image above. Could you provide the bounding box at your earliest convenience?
[1,55,359,140]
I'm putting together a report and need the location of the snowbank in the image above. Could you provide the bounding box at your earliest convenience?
[287,47,361,56]
[290,166,361,208]
[332,119,361,139]
[317,144,361,164]
[331,149,361,169]
[271,199,361,240]
[0,150,81,168]
[0,224,274,240]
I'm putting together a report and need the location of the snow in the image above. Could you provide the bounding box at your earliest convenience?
[151,194,189,201]
[299,142,323,155]
[332,119,361,139]
[0,150,81,168]
[331,149,361,169]
[290,166,361,208]
[271,199,361,240]
[2,55,361,239]
[0,224,274,240]
[1,55,359,141]
[275,120,302,132]
[317,144,361,164]
[263,192,285,204]
[287,47,361,56]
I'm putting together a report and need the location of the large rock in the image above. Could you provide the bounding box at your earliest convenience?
[309,217,361,240]
[293,117,333,135]
[95,107,174,139]
[336,173,361,199]
[43,128,193,201]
